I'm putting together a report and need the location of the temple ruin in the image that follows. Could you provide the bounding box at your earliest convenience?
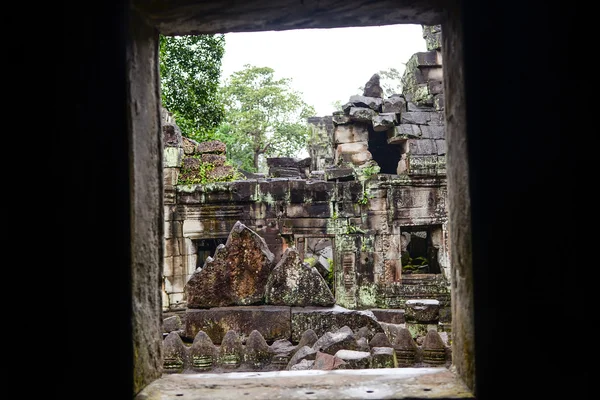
[161,25,452,372]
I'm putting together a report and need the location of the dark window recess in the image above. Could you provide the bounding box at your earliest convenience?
[193,238,227,270]
[368,126,402,174]
[400,226,441,274]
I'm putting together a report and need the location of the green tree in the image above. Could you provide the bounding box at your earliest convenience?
[378,67,403,97]
[217,65,316,172]
[159,34,225,142]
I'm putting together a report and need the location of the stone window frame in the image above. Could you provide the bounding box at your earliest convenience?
[128,0,474,396]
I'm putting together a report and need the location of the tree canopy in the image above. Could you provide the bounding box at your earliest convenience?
[217,65,316,172]
[159,34,226,142]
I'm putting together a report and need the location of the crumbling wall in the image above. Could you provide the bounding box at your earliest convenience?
[162,25,450,322]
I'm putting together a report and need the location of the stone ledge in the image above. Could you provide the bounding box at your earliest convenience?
[135,367,474,399]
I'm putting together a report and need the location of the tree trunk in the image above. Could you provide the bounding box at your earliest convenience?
[253,150,259,172]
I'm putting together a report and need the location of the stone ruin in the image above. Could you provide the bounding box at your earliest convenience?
[162,220,451,373]
[161,25,451,372]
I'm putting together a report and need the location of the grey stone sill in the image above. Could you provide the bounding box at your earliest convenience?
[135,367,474,399]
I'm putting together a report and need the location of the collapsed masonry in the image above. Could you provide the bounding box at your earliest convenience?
[162,24,450,371]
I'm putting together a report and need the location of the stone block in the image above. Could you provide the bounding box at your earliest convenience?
[201,153,226,166]
[348,95,383,111]
[348,107,377,123]
[428,80,444,95]
[290,305,383,343]
[258,179,290,202]
[197,140,226,154]
[332,111,351,125]
[285,202,331,218]
[163,123,182,147]
[163,147,183,168]
[334,123,369,144]
[382,96,406,114]
[337,141,369,155]
[408,139,437,155]
[420,125,445,139]
[324,167,354,181]
[371,309,405,324]
[401,112,431,125]
[184,306,291,344]
[405,299,440,323]
[436,139,446,155]
[372,113,397,132]
[350,151,373,165]
[182,136,199,155]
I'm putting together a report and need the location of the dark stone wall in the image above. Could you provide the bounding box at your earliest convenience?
[62,0,587,399]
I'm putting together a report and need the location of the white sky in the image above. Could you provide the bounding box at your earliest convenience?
[220,24,427,117]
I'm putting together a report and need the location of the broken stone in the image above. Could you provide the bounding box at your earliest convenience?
[372,113,398,132]
[341,102,353,114]
[219,330,243,369]
[182,136,199,155]
[362,74,383,98]
[184,221,275,308]
[337,326,354,335]
[291,305,384,342]
[162,331,187,373]
[356,337,369,352]
[334,349,371,369]
[382,96,406,114]
[370,347,398,368]
[290,359,315,370]
[189,331,217,371]
[163,315,182,333]
[332,111,351,125]
[348,107,378,123]
[324,167,354,181]
[163,123,182,147]
[311,330,358,355]
[348,95,383,111]
[390,124,421,143]
[197,140,226,154]
[295,329,319,353]
[270,339,296,370]
[313,351,347,370]
[286,345,317,370]
[243,330,273,369]
[421,329,447,365]
[369,332,392,348]
[265,248,335,307]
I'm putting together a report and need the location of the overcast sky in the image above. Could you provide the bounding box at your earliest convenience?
[220,24,427,117]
